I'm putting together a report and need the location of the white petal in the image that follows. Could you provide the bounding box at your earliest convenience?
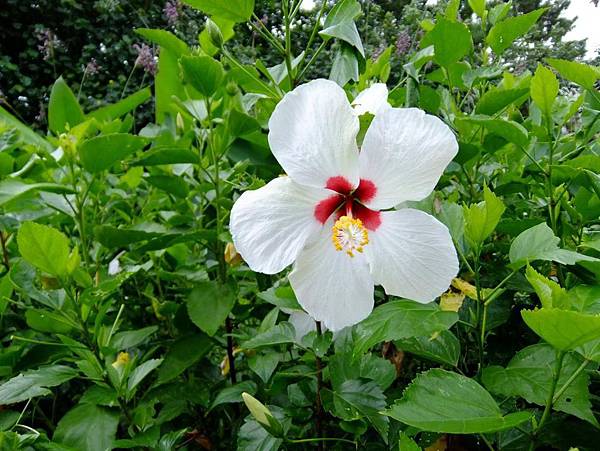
[268,79,360,189]
[289,225,374,331]
[288,311,317,341]
[351,83,390,116]
[359,108,458,210]
[229,177,329,274]
[367,209,458,302]
[108,258,121,275]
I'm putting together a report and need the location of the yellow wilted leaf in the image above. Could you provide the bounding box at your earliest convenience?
[425,434,448,451]
[451,277,478,299]
[220,347,243,376]
[224,242,243,267]
[440,292,465,312]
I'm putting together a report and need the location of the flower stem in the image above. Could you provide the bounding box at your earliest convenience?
[535,351,566,435]
[315,320,325,451]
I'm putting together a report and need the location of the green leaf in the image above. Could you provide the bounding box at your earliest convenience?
[525,265,566,309]
[475,87,529,115]
[0,365,78,405]
[135,28,190,56]
[399,432,421,451]
[486,8,546,55]
[87,87,152,122]
[488,1,511,25]
[396,330,460,367]
[243,322,297,348]
[211,380,257,409]
[429,18,473,67]
[531,64,559,119]
[25,309,75,333]
[0,180,75,207]
[110,326,158,349]
[155,48,186,123]
[468,0,486,18]
[458,115,529,148]
[132,146,199,166]
[329,43,360,87]
[0,105,54,152]
[522,308,600,351]
[463,185,506,247]
[353,299,458,355]
[482,344,598,425]
[127,359,163,394]
[146,175,189,198]
[546,58,600,90]
[54,404,119,451]
[383,369,531,433]
[320,0,364,57]
[182,0,254,22]
[180,55,225,98]
[48,76,85,134]
[94,225,163,248]
[187,282,235,336]
[155,333,212,385]
[330,379,388,441]
[248,352,280,383]
[17,222,70,276]
[238,406,289,451]
[79,133,147,173]
[509,222,598,269]
[329,352,396,392]
[258,286,301,310]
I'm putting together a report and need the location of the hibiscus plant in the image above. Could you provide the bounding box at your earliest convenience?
[0,0,599,449]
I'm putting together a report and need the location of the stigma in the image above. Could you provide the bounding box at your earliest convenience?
[331,216,369,257]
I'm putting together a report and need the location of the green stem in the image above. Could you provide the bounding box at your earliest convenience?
[222,50,281,99]
[287,437,356,445]
[536,351,566,434]
[552,358,590,404]
[297,41,327,82]
[315,321,325,451]
[283,0,295,89]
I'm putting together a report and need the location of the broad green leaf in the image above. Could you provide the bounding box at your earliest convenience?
[238,406,289,451]
[396,330,460,367]
[444,0,460,20]
[429,18,472,67]
[243,322,296,348]
[546,58,600,90]
[329,43,360,87]
[17,222,70,276]
[94,225,163,248]
[0,180,74,207]
[488,1,511,25]
[329,352,396,392]
[0,105,54,152]
[155,48,186,123]
[353,299,458,355]
[155,333,212,385]
[458,115,529,148]
[258,286,301,310]
[509,222,598,269]
[482,344,598,425]
[132,146,198,166]
[210,380,257,409]
[135,28,190,56]
[522,308,600,351]
[87,87,152,122]
[531,64,559,119]
[383,369,531,433]
[399,432,421,451]
[187,281,235,336]
[330,379,388,441]
[110,326,158,350]
[127,359,163,394]
[463,185,505,247]
[487,8,546,55]
[475,87,529,115]
[78,133,147,173]
[146,175,189,198]
[54,403,119,451]
[525,265,566,309]
[25,309,75,333]
[248,352,280,383]
[468,0,486,18]
[320,0,364,57]
[0,365,78,405]
[182,0,255,22]
[48,76,85,134]
[180,55,225,98]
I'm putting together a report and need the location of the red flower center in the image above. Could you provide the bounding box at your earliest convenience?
[314,176,381,230]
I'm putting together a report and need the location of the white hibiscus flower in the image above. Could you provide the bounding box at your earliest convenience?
[230,79,459,331]
[351,83,390,116]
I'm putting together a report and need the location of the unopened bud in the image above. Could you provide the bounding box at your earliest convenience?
[241,392,283,437]
[176,112,185,132]
[224,242,243,267]
[206,19,223,49]
[58,133,77,160]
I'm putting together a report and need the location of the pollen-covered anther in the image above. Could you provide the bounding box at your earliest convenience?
[331,215,369,257]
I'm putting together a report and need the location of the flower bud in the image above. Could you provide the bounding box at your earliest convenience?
[176,112,185,132]
[112,351,130,369]
[224,242,243,267]
[241,392,283,437]
[206,19,223,49]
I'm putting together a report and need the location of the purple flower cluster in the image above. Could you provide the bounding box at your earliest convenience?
[36,28,61,61]
[395,31,412,57]
[84,58,100,75]
[133,43,157,75]
[164,0,180,26]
